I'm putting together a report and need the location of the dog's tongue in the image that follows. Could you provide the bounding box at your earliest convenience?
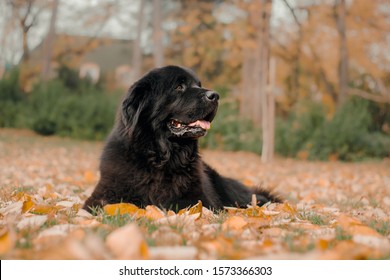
[188,120,211,130]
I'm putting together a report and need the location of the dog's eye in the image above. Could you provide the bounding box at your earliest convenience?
[175,84,185,92]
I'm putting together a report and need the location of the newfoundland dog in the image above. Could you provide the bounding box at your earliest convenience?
[83,66,280,212]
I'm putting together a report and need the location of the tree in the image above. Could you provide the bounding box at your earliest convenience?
[256,0,274,163]
[41,0,59,81]
[6,0,47,62]
[334,0,349,106]
[131,0,146,82]
[153,0,164,67]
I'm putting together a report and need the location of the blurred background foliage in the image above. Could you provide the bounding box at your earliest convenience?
[0,0,389,161]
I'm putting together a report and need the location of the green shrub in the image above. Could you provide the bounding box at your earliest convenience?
[275,101,325,157]
[309,98,380,161]
[0,69,25,127]
[27,80,119,140]
[276,98,390,161]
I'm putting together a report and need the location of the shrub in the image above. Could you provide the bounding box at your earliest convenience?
[275,98,390,161]
[309,98,381,161]
[275,101,325,157]
[27,80,119,140]
[0,69,25,127]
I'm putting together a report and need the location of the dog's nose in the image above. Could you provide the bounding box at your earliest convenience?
[205,90,219,101]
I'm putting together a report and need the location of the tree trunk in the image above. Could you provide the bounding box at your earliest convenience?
[132,0,146,82]
[257,0,274,163]
[335,0,348,106]
[240,49,255,119]
[41,0,59,81]
[153,0,164,67]
[21,29,30,62]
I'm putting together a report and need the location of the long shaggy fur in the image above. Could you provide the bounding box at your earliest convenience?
[83,66,281,212]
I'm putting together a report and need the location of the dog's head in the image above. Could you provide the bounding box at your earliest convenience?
[121,66,219,140]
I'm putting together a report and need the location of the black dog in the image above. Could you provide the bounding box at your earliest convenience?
[83,66,280,212]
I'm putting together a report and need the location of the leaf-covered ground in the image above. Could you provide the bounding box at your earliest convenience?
[0,128,389,259]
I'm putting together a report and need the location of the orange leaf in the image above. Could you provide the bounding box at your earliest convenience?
[103,203,140,216]
[31,205,59,215]
[22,199,34,213]
[316,239,330,250]
[0,229,14,255]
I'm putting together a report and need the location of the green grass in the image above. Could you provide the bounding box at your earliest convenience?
[335,226,352,241]
[369,220,390,236]
[299,211,327,226]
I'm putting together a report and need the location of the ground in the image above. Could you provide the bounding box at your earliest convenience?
[0,128,389,259]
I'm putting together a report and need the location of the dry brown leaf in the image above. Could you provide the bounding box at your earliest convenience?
[106,223,149,259]
[188,201,203,217]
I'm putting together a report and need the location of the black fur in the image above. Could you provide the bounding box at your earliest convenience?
[83,66,280,212]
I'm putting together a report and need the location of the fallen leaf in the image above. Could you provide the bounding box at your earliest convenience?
[222,216,247,231]
[145,205,165,220]
[188,201,203,217]
[103,203,141,216]
[0,201,23,216]
[106,223,149,259]
[0,228,15,255]
[30,204,60,215]
[17,215,48,230]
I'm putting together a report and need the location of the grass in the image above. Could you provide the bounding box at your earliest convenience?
[369,220,390,236]
[299,211,328,226]
[335,226,353,241]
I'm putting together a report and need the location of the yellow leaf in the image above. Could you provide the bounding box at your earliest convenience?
[104,203,140,216]
[222,216,248,231]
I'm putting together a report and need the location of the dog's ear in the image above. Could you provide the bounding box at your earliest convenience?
[121,81,149,131]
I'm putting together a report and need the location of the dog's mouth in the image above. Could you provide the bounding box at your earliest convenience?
[168,119,212,138]
[168,110,216,138]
